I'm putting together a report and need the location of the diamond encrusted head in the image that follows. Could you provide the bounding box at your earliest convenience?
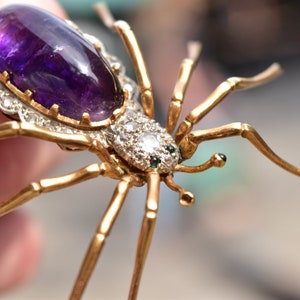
[105,110,180,173]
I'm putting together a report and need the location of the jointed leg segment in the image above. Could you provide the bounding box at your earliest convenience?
[175,63,282,144]
[0,120,93,149]
[0,162,120,217]
[180,122,300,176]
[163,175,194,207]
[166,41,202,134]
[70,175,140,300]
[128,171,160,300]
[175,152,226,173]
[95,3,155,119]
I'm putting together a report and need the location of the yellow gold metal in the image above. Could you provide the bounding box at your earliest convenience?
[0,5,299,300]
[24,89,33,99]
[0,183,41,217]
[175,153,226,173]
[49,104,60,117]
[70,175,139,300]
[0,121,93,149]
[175,63,282,144]
[164,175,194,207]
[166,41,202,134]
[0,71,32,102]
[111,61,122,75]
[0,162,121,217]
[180,122,300,176]
[94,3,155,119]
[0,72,126,130]
[79,112,92,126]
[128,170,160,300]
[1,70,9,82]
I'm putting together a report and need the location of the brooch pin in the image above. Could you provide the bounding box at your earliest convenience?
[0,3,298,299]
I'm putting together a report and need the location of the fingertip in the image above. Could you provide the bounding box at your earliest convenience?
[0,211,43,292]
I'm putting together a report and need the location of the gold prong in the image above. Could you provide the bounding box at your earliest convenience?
[111,62,121,75]
[0,73,34,104]
[1,70,10,82]
[24,89,33,101]
[110,89,128,123]
[80,112,92,126]
[93,41,102,53]
[49,104,60,117]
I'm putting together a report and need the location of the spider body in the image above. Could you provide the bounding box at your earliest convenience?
[0,3,299,300]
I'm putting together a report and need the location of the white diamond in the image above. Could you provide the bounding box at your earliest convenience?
[138,133,161,153]
[2,95,13,108]
[124,121,137,132]
[0,94,19,113]
[26,111,40,124]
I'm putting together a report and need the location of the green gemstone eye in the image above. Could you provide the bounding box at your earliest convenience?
[166,144,175,154]
[150,155,161,168]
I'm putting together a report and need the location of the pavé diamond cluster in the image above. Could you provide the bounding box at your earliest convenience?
[106,110,180,173]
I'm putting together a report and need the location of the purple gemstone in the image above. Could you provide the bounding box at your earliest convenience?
[0,5,124,122]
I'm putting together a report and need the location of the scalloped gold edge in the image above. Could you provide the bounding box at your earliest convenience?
[0,71,127,130]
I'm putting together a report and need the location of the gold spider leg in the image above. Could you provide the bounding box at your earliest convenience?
[0,162,121,217]
[128,170,160,300]
[70,175,141,300]
[166,41,202,134]
[175,152,226,173]
[174,63,282,144]
[179,122,300,176]
[95,3,155,119]
[0,120,93,150]
[164,153,226,207]
[163,175,195,207]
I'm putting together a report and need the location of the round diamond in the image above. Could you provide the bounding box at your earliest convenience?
[138,133,161,153]
[0,93,19,113]
[124,121,137,132]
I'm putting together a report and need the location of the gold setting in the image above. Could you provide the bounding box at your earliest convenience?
[0,71,128,130]
[0,3,299,300]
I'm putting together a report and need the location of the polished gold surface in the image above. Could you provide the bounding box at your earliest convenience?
[166,41,202,134]
[0,5,299,300]
[128,171,160,300]
[175,153,226,173]
[180,122,300,176]
[163,175,194,207]
[95,3,155,119]
[0,67,127,130]
[0,121,93,149]
[70,175,139,300]
[0,162,122,217]
[175,63,282,144]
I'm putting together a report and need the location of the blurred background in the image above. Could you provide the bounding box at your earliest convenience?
[2,0,300,299]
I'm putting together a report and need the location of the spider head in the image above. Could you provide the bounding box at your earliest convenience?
[105,110,180,173]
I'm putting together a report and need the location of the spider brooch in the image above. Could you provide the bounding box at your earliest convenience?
[0,3,299,300]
